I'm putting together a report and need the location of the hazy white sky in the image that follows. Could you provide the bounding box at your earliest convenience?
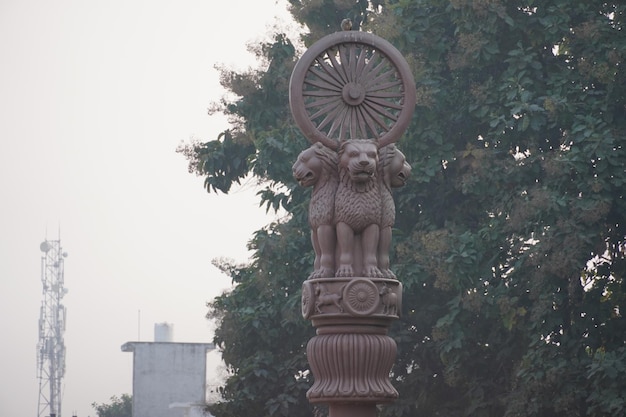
[0,1,295,416]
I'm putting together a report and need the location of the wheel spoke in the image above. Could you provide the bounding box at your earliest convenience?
[359,50,381,84]
[339,106,351,141]
[308,98,343,121]
[338,45,352,83]
[347,44,358,82]
[303,89,341,97]
[326,50,348,84]
[315,56,345,87]
[327,104,349,139]
[364,64,394,89]
[355,45,368,79]
[362,51,392,84]
[349,106,359,138]
[363,100,399,123]
[356,110,369,138]
[365,96,404,111]
[362,102,392,131]
[304,76,342,92]
[318,101,347,132]
[308,65,343,90]
[305,95,342,109]
[358,105,382,139]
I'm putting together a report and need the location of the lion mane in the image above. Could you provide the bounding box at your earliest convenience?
[293,142,338,278]
[334,139,383,278]
[377,144,411,278]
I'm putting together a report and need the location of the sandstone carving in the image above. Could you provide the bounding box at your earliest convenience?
[379,282,398,316]
[377,145,411,279]
[294,141,411,280]
[314,282,344,314]
[334,139,383,278]
[303,277,401,318]
[343,278,380,316]
[289,28,416,417]
[293,143,339,279]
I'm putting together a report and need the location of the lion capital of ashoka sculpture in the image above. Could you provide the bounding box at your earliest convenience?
[289,29,417,417]
[289,30,416,283]
[293,139,410,280]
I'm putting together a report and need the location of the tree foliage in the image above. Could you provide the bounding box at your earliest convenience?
[91,394,132,417]
[180,1,626,416]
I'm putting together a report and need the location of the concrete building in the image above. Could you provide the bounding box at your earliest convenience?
[122,324,215,417]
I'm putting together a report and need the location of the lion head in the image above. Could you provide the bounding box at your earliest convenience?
[338,139,379,185]
[379,144,411,189]
[292,142,338,187]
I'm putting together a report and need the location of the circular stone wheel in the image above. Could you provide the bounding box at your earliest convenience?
[289,31,416,150]
[343,278,380,316]
[301,281,315,319]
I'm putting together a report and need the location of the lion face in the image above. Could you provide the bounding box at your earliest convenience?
[339,139,379,183]
[293,146,323,187]
[389,149,411,188]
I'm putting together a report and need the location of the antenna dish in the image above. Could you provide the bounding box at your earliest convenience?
[40,242,50,252]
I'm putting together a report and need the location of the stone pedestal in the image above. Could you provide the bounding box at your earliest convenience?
[302,278,402,416]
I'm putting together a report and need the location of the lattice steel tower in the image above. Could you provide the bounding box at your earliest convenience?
[37,238,68,417]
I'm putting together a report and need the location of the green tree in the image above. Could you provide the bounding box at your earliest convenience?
[180,1,626,416]
[92,394,132,417]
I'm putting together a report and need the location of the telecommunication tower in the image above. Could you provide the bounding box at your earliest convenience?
[37,238,68,417]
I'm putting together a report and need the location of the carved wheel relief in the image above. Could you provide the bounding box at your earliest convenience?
[289,31,416,150]
[302,281,315,319]
[302,278,401,319]
[343,278,380,316]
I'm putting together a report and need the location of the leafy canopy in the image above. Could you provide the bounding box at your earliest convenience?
[91,394,132,417]
[180,1,626,416]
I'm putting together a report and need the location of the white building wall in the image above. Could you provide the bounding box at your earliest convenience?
[121,342,215,417]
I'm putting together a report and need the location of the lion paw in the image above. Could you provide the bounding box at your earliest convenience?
[336,265,354,277]
[364,266,384,278]
[381,269,397,279]
[311,268,335,279]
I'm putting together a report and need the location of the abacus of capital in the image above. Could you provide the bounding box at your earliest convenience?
[289,26,416,417]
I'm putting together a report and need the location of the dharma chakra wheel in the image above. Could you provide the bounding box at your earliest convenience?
[343,278,380,316]
[289,31,416,149]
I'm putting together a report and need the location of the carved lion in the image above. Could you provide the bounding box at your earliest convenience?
[293,142,338,279]
[378,144,411,279]
[334,139,383,278]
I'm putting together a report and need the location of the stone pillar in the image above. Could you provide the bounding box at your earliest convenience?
[289,26,415,417]
[302,278,402,416]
